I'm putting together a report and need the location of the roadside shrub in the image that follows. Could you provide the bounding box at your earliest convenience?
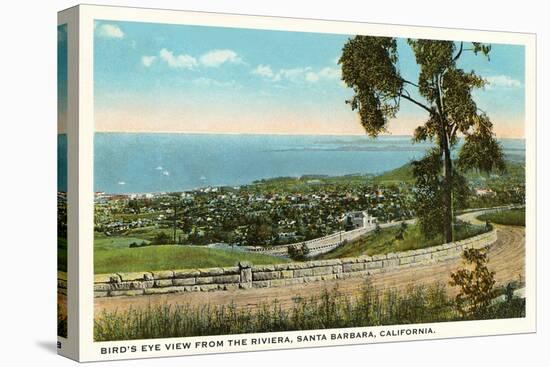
[129,241,151,248]
[395,221,408,240]
[287,243,310,261]
[449,248,496,319]
[152,232,171,245]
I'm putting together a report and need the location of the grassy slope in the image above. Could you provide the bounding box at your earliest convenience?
[94,227,177,250]
[95,228,289,273]
[478,208,525,226]
[316,223,488,260]
[121,226,174,242]
[95,245,289,274]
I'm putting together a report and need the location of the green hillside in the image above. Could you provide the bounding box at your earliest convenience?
[95,245,289,274]
[374,160,524,184]
[373,163,415,183]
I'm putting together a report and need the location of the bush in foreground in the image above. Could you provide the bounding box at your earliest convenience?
[94,281,524,341]
[450,248,496,318]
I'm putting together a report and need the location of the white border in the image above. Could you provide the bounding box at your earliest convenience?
[67,4,536,362]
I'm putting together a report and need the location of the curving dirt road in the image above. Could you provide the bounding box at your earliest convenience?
[94,220,525,316]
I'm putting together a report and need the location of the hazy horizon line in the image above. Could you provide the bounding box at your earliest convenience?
[92,130,525,139]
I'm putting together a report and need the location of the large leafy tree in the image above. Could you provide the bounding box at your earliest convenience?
[339,36,505,242]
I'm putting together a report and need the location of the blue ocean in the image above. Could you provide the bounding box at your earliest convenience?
[90,133,525,194]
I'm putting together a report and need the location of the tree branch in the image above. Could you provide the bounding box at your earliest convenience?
[476,107,488,115]
[476,116,493,131]
[400,77,422,89]
[450,123,459,138]
[399,91,433,114]
[452,42,464,62]
[461,48,479,54]
[437,74,446,116]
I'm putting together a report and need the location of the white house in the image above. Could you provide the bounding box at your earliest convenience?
[344,211,377,229]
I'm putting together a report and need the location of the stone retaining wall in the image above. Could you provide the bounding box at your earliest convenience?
[244,225,373,257]
[83,229,497,298]
[245,219,416,258]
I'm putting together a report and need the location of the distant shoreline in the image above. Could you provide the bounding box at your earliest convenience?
[90,134,525,195]
[94,157,525,197]
[95,172,374,197]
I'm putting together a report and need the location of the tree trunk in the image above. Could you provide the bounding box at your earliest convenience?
[435,73,453,244]
[442,144,453,243]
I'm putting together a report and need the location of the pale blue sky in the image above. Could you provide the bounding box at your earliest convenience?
[93,20,525,137]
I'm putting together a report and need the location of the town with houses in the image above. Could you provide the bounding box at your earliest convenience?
[91,169,524,250]
[94,179,413,248]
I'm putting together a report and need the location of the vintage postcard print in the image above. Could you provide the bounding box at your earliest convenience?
[57,5,536,362]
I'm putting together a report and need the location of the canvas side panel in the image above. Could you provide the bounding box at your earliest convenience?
[57,6,80,361]
[57,22,68,339]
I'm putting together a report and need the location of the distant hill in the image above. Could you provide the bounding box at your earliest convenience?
[373,163,415,183]
[374,160,525,184]
[247,159,524,190]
